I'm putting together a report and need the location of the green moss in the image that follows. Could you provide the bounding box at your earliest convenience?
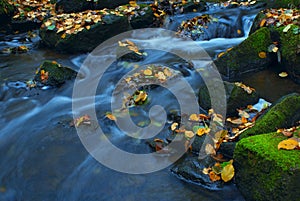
[241,93,300,138]
[215,27,272,78]
[234,133,300,201]
[237,133,300,171]
[34,60,76,86]
[0,0,14,15]
[257,0,300,8]
[275,25,300,65]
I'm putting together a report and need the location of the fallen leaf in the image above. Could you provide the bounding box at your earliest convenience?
[171,122,178,131]
[209,171,221,182]
[106,113,116,121]
[205,143,216,155]
[189,114,200,122]
[143,69,153,76]
[260,18,266,27]
[279,72,288,78]
[221,163,235,182]
[185,130,195,138]
[278,138,299,150]
[258,51,267,59]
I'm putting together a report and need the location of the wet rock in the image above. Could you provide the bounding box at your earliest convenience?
[249,10,300,84]
[171,156,223,189]
[0,0,15,26]
[181,1,207,13]
[198,81,259,116]
[215,27,273,79]
[39,14,130,53]
[257,0,299,8]
[218,141,236,159]
[234,132,300,201]
[128,5,154,29]
[34,60,76,87]
[55,0,129,13]
[240,93,300,139]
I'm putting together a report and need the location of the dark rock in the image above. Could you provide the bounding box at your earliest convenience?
[0,0,15,26]
[56,0,129,13]
[39,14,130,53]
[198,81,259,116]
[249,10,300,84]
[129,5,154,29]
[234,132,300,201]
[240,93,300,139]
[171,156,223,189]
[215,27,273,80]
[34,60,76,87]
[256,0,299,8]
[218,141,236,159]
[181,1,207,13]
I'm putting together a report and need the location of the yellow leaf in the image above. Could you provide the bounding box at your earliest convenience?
[134,91,148,103]
[189,114,199,121]
[221,163,235,182]
[143,69,152,76]
[163,68,172,77]
[106,113,116,121]
[86,25,91,30]
[218,52,225,58]
[171,122,178,131]
[129,1,137,7]
[185,130,195,138]
[279,72,288,78]
[258,51,267,59]
[61,33,66,39]
[197,127,210,136]
[237,29,242,35]
[278,138,299,150]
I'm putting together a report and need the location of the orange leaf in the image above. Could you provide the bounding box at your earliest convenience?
[209,171,221,182]
[260,18,266,27]
[258,51,267,59]
[106,113,116,121]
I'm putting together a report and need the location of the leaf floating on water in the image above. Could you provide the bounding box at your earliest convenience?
[106,113,116,121]
[278,138,299,150]
[74,114,91,127]
[279,72,288,78]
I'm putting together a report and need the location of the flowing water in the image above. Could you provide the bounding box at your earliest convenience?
[0,5,299,201]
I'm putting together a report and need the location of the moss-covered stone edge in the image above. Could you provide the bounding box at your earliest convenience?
[234,132,300,200]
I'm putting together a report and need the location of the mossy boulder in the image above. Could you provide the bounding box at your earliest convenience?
[198,81,259,116]
[0,0,15,26]
[234,132,300,201]
[250,10,300,84]
[34,60,76,87]
[240,93,300,139]
[39,14,130,53]
[55,0,129,13]
[215,27,272,80]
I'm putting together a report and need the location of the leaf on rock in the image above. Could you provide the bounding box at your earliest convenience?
[209,171,221,182]
[106,113,116,121]
[278,138,299,150]
[185,130,195,139]
[279,72,288,78]
[205,143,216,155]
[258,51,267,59]
[221,163,235,182]
[171,122,178,131]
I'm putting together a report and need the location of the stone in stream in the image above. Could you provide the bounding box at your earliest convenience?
[214,27,273,79]
[233,132,300,201]
[34,60,77,87]
[250,10,300,84]
[198,81,259,116]
[39,5,154,53]
[240,93,300,139]
[171,156,224,189]
[0,0,15,27]
[55,0,129,13]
